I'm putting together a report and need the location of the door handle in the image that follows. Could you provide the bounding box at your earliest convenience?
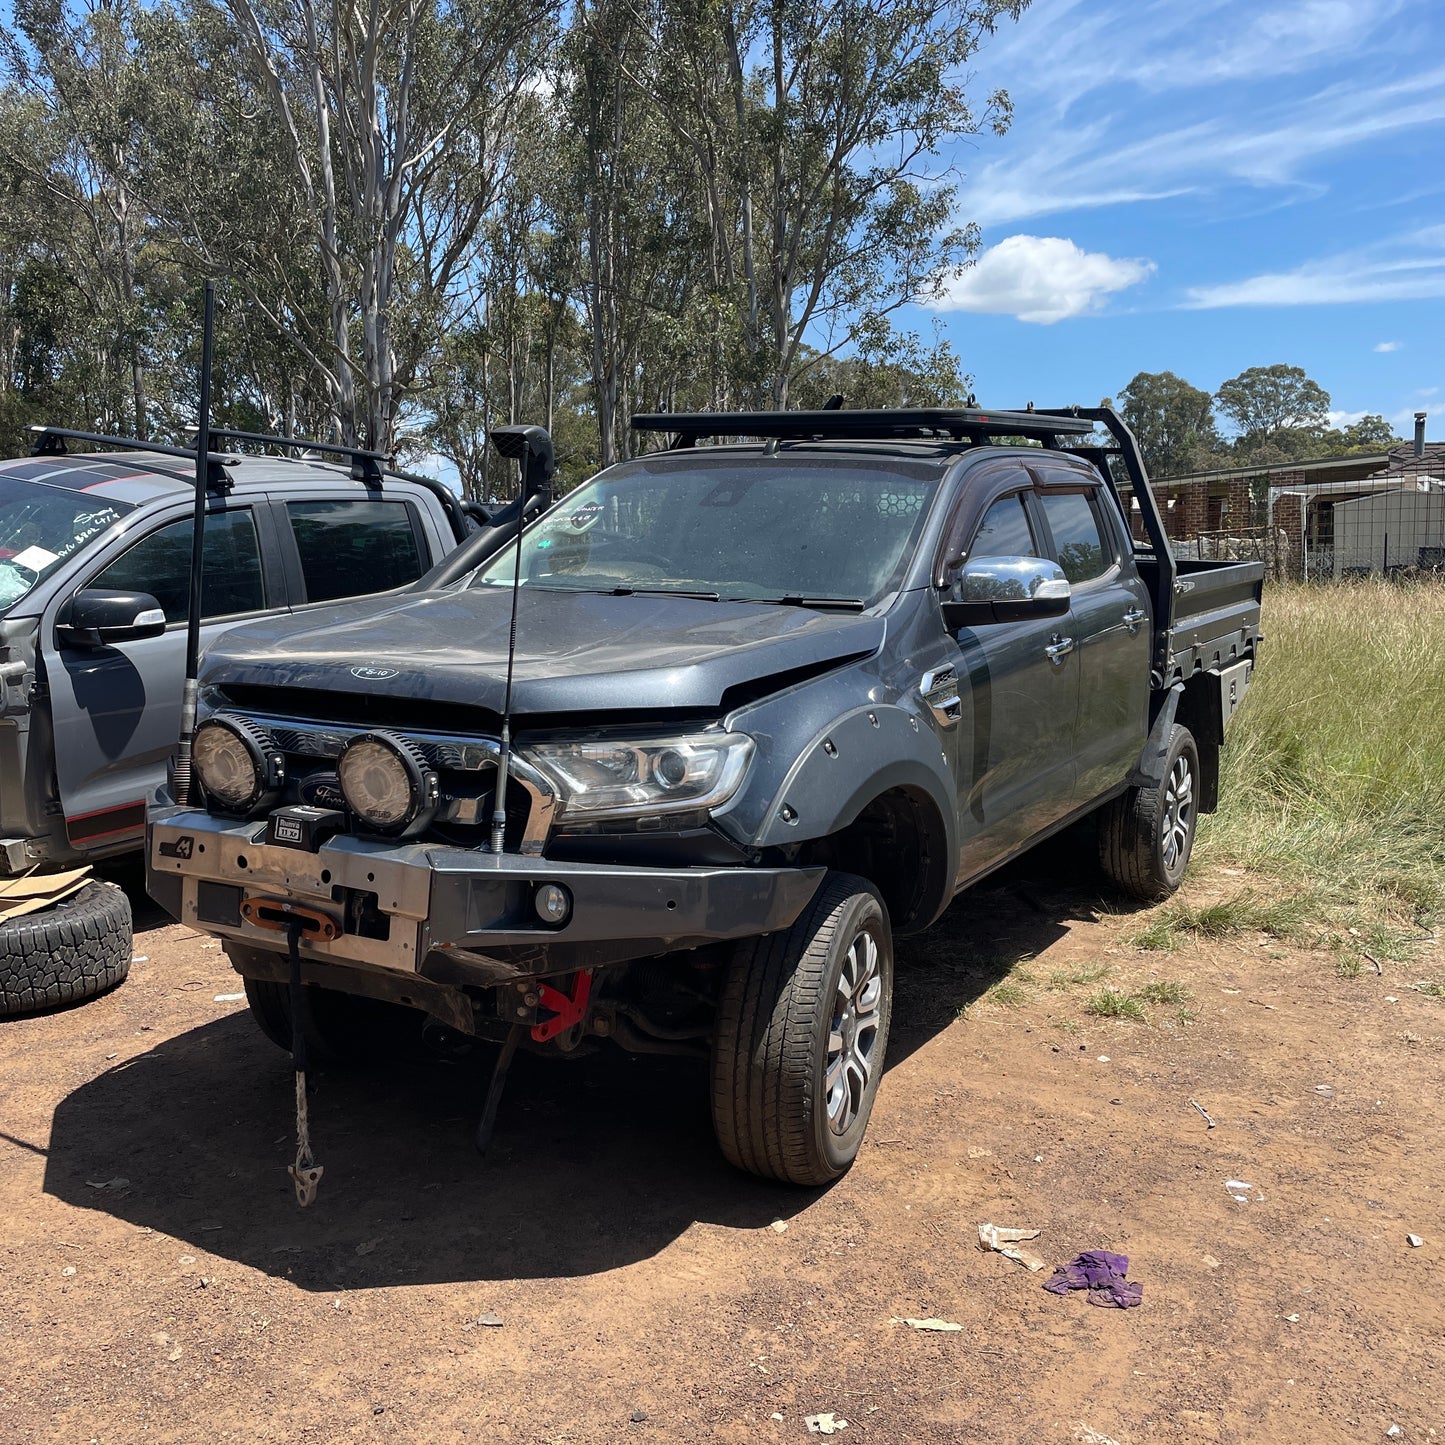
[1045,634,1075,663]
[1123,607,1146,633]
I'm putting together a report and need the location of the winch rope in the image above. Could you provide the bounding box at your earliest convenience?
[285,921,323,1207]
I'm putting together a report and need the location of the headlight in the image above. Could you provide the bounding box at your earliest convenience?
[193,715,285,816]
[521,733,753,821]
[337,731,439,836]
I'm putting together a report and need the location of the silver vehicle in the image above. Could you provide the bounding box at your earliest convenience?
[0,427,469,877]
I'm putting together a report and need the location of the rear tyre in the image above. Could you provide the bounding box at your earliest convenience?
[1099,723,1200,902]
[711,872,892,1186]
[0,880,132,1017]
[241,975,419,1066]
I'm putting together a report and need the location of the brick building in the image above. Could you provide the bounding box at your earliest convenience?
[1143,412,1444,578]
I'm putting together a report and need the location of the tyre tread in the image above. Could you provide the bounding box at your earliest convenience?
[0,881,132,1017]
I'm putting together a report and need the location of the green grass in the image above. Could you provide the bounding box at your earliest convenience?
[1083,987,1149,1021]
[984,980,1028,1008]
[1133,979,1192,1006]
[1047,964,1111,990]
[1195,581,1445,941]
[1128,888,1315,950]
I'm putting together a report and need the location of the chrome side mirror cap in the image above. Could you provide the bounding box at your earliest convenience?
[942,556,1072,629]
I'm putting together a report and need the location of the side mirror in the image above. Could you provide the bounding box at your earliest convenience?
[941,556,1072,630]
[59,589,168,647]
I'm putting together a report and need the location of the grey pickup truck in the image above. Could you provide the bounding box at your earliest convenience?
[147,406,1262,1185]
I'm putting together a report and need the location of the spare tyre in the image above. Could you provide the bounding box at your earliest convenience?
[0,880,133,1017]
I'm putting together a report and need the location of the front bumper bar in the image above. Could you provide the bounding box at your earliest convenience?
[147,807,823,984]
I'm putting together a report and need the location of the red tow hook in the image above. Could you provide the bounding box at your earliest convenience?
[530,970,593,1043]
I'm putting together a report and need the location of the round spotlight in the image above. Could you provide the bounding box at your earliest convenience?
[534,883,572,928]
[337,731,438,836]
[193,715,285,816]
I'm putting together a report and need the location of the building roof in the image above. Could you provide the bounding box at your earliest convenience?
[1156,452,1393,488]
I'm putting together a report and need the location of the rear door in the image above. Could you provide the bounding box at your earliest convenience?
[40,499,285,851]
[1030,467,1151,807]
[935,464,1081,882]
[272,493,435,612]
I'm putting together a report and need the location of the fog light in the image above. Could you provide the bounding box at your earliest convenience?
[534,883,572,927]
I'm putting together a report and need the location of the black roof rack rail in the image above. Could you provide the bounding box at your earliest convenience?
[630,407,1095,447]
[29,425,234,487]
[197,427,470,543]
[204,426,389,482]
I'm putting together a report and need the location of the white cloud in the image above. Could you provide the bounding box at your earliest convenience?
[1184,232,1445,308]
[931,235,1154,323]
[1374,341,1402,352]
[1326,409,1369,427]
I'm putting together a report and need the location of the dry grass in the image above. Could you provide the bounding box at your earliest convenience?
[1191,580,1445,945]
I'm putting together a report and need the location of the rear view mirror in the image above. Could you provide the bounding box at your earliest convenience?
[941,556,1071,630]
[59,588,168,647]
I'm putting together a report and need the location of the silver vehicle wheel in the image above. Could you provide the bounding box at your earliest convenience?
[711,872,893,1186]
[1098,723,1200,902]
[826,929,883,1136]
[1161,754,1194,871]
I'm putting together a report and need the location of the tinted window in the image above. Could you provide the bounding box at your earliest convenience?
[971,493,1041,559]
[1040,492,1110,583]
[288,500,425,604]
[90,511,264,623]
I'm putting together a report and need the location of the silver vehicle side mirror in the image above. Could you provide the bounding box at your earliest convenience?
[942,555,1072,629]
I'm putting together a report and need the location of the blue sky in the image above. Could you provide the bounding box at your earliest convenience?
[910,0,1445,438]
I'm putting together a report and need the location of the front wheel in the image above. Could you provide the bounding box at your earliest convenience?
[710,872,893,1186]
[1098,723,1200,902]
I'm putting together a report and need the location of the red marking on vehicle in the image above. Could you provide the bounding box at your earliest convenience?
[65,799,147,845]
[530,970,593,1043]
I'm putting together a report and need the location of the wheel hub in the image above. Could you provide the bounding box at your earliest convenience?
[825,929,882,1136]
[1161,754,1194,870]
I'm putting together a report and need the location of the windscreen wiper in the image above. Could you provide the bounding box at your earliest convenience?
[728,594,867,611]
[602,586,722,600]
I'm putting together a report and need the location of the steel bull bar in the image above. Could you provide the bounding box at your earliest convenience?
[147,806,825,993]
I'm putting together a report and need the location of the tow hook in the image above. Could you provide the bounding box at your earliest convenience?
[531,970,594,1043]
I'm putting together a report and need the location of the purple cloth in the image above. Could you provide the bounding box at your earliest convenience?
[1044,1250,1142,1308]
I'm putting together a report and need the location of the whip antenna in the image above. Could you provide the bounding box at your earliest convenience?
[173,279,220,806]
[485,426,555,853]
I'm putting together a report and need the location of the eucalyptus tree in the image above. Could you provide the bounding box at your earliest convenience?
[179,0,555,451]
[634,0,1024,407]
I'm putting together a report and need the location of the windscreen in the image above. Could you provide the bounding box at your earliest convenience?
[472,455,938,607]
[0,475,133,612]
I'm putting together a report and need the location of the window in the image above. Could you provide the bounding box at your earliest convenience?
[0,476,133,612]
[1039,492,1110,584]
[89,510,264,624]
[970,493,1041,560]
[287,500,426,604]
[471,458,939,608]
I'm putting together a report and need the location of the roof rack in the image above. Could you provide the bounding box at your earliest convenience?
[630,407,1095,447]
[28,425,235,487]
[204,427,390,483]
[200,427,469,542]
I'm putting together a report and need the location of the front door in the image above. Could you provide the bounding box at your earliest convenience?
[940,483,1081,883]
[40,502,282,852]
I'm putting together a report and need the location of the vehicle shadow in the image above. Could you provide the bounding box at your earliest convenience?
[44,829,1119,1289]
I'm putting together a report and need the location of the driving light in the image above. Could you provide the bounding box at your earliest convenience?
[534,883,572,927]
[337,731,439,836]
[193,715,285,816]
[521,733,753,821]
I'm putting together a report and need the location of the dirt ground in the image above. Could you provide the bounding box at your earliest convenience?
[2,846,1442,1445]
